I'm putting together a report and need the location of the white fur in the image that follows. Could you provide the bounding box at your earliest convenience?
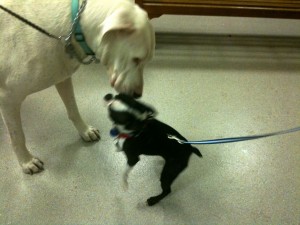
[0,0,155,174]
[110,100,130,112]
[122,165,133,190]
[111,99,148,120]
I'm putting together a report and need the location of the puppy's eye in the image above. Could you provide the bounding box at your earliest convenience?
[133,58,141,65]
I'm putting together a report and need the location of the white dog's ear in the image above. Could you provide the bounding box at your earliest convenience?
[100,8,136,39]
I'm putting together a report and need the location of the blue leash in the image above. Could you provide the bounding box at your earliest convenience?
[168,126,300,145]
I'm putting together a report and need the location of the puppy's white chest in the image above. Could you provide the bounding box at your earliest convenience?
[114,138,126,151]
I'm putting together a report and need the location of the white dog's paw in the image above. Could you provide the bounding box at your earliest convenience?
[21,157,44,175]
[80,126,101,142]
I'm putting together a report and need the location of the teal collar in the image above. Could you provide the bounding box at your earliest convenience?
[71,0,95,55]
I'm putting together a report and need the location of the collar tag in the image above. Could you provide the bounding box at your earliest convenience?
[110,128,133,140]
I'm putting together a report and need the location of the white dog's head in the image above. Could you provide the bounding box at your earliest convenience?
[97,4,155,98]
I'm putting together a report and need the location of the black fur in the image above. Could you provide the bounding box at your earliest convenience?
[105,94,202,206]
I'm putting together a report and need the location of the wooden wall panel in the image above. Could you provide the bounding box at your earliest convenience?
[136,0,300,19]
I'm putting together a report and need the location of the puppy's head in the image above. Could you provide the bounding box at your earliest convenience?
[104,93,157,135]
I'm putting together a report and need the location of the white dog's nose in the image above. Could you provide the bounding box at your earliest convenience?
[109,70,143,98]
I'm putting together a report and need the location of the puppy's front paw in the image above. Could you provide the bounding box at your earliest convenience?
[122,166,132,191]
[122,175,129,191]
[80,126,101,142]
[21,157,44,175]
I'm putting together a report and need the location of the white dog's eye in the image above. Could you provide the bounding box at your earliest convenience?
[133,58,141,65]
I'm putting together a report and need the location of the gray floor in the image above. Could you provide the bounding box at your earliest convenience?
[1,15,300,225]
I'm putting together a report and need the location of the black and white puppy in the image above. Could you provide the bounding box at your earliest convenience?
[104,93,202,206]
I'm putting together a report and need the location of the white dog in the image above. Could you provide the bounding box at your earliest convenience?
[0,0,155,174]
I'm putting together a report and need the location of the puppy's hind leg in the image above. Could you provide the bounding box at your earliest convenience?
[0,94,44,174]
[147,160,188,206]
[55,78,100,141]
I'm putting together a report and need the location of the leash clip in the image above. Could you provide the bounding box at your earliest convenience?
[167,134,185,144]
[60,36,99,64]
[64,39,76,58]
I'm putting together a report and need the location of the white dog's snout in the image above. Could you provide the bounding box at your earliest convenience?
[110,72,143,97]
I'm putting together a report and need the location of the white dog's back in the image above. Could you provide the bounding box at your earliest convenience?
[0,0,79,95]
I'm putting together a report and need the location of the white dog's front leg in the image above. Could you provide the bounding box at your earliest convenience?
[55,78,100,141]
[0,97,44,174]
[123,165,133,191]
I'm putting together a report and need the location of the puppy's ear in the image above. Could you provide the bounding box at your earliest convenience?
[143,105,157,120]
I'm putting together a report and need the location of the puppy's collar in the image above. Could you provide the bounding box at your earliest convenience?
[110,125,150,140]
[117,133,134,139]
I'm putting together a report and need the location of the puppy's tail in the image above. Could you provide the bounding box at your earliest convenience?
[191,146,202,158]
